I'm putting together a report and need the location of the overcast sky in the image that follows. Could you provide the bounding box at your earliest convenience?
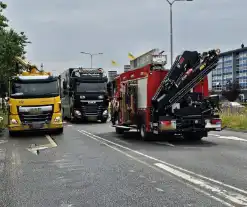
[4,0,246,75]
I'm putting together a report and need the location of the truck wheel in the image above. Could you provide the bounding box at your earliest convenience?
[70,111,75,123]
[140,124,151,141]
[183,132,204,141]
[115,127,124,134]
[9,131,17,137]
[55,128,63,135]
[62,108,65,120]
[101,117,108,123]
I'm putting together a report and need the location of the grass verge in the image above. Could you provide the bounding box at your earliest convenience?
[220,111,247,130]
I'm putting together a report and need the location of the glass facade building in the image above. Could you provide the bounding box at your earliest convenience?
[211,47,247,96]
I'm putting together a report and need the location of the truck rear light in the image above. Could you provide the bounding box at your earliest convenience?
[161,120,171,126]
[211,119,221,125]
[160,120,176,130]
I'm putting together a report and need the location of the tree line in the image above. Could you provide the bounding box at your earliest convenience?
[0,1,29,94]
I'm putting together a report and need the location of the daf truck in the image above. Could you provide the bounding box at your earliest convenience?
[7,57,63,136]
[61,67,109,122]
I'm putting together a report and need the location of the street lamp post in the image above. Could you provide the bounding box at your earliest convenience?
[166,0,193,66]
[80,52,103,68]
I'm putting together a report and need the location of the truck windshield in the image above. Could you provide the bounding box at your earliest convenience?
[77,82,106,92]
[10,81,59,98]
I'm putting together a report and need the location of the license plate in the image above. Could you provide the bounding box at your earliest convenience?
[31,123,43,129]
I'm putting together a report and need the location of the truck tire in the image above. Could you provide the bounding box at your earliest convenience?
[115,126,124,134]
[140,124,151,141]
[55,128,63,135]
[62,108,66,120]
[9,131,17,137]
[101,117,108,123]
[70,111,75,123]
[183,132,205,141]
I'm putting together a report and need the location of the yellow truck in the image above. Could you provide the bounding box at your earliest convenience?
[7,57,63,136]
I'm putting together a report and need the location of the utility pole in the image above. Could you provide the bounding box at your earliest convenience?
[80,52,103,68]
[166,0,193,66]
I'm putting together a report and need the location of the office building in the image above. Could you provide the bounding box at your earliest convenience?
[108,70,117,82]
[211,45,247,98]
[124,65,131,72]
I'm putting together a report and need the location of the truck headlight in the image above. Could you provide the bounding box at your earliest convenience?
[74,110,81,116]
[103,110,108,116]
[10,119,18,124]
[80,96,85,99]
[98,95,104,99]
[54,117,61,122]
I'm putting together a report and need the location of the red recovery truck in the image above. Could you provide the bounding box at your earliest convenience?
[108,48,222,141]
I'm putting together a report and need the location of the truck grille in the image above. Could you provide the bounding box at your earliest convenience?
[17,105,53,123]
[81,104,104,116]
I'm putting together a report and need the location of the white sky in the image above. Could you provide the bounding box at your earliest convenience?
[4,0,246,82]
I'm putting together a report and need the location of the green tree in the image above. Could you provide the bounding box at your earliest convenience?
[0,1,29,86]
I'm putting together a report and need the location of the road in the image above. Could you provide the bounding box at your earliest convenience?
[1,122,247,207]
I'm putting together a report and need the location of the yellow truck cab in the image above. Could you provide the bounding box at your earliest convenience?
[7,57,63,136]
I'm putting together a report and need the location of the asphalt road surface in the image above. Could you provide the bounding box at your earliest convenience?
[1,121,247,207]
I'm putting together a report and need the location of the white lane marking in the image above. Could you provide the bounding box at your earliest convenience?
[67,125,72,127]
[217,136,247,142]
[155,142,175,147]
[209,134,220,137]
[155,163,247,205]
[113,138,132,146]
[78,129,247,203]
[0,140,8,145]
[78,130,232,206]
[209,134,247,142]
[155,188,164,192]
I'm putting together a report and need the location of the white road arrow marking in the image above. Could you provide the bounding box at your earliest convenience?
[26,135,57,155]
[0,140,8,145]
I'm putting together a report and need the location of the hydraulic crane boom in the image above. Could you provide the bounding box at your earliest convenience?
[152,49,221,117]
[14,56,51,75]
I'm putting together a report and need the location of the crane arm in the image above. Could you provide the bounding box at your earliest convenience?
[151,49,221,116]
[14,56,39,73]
